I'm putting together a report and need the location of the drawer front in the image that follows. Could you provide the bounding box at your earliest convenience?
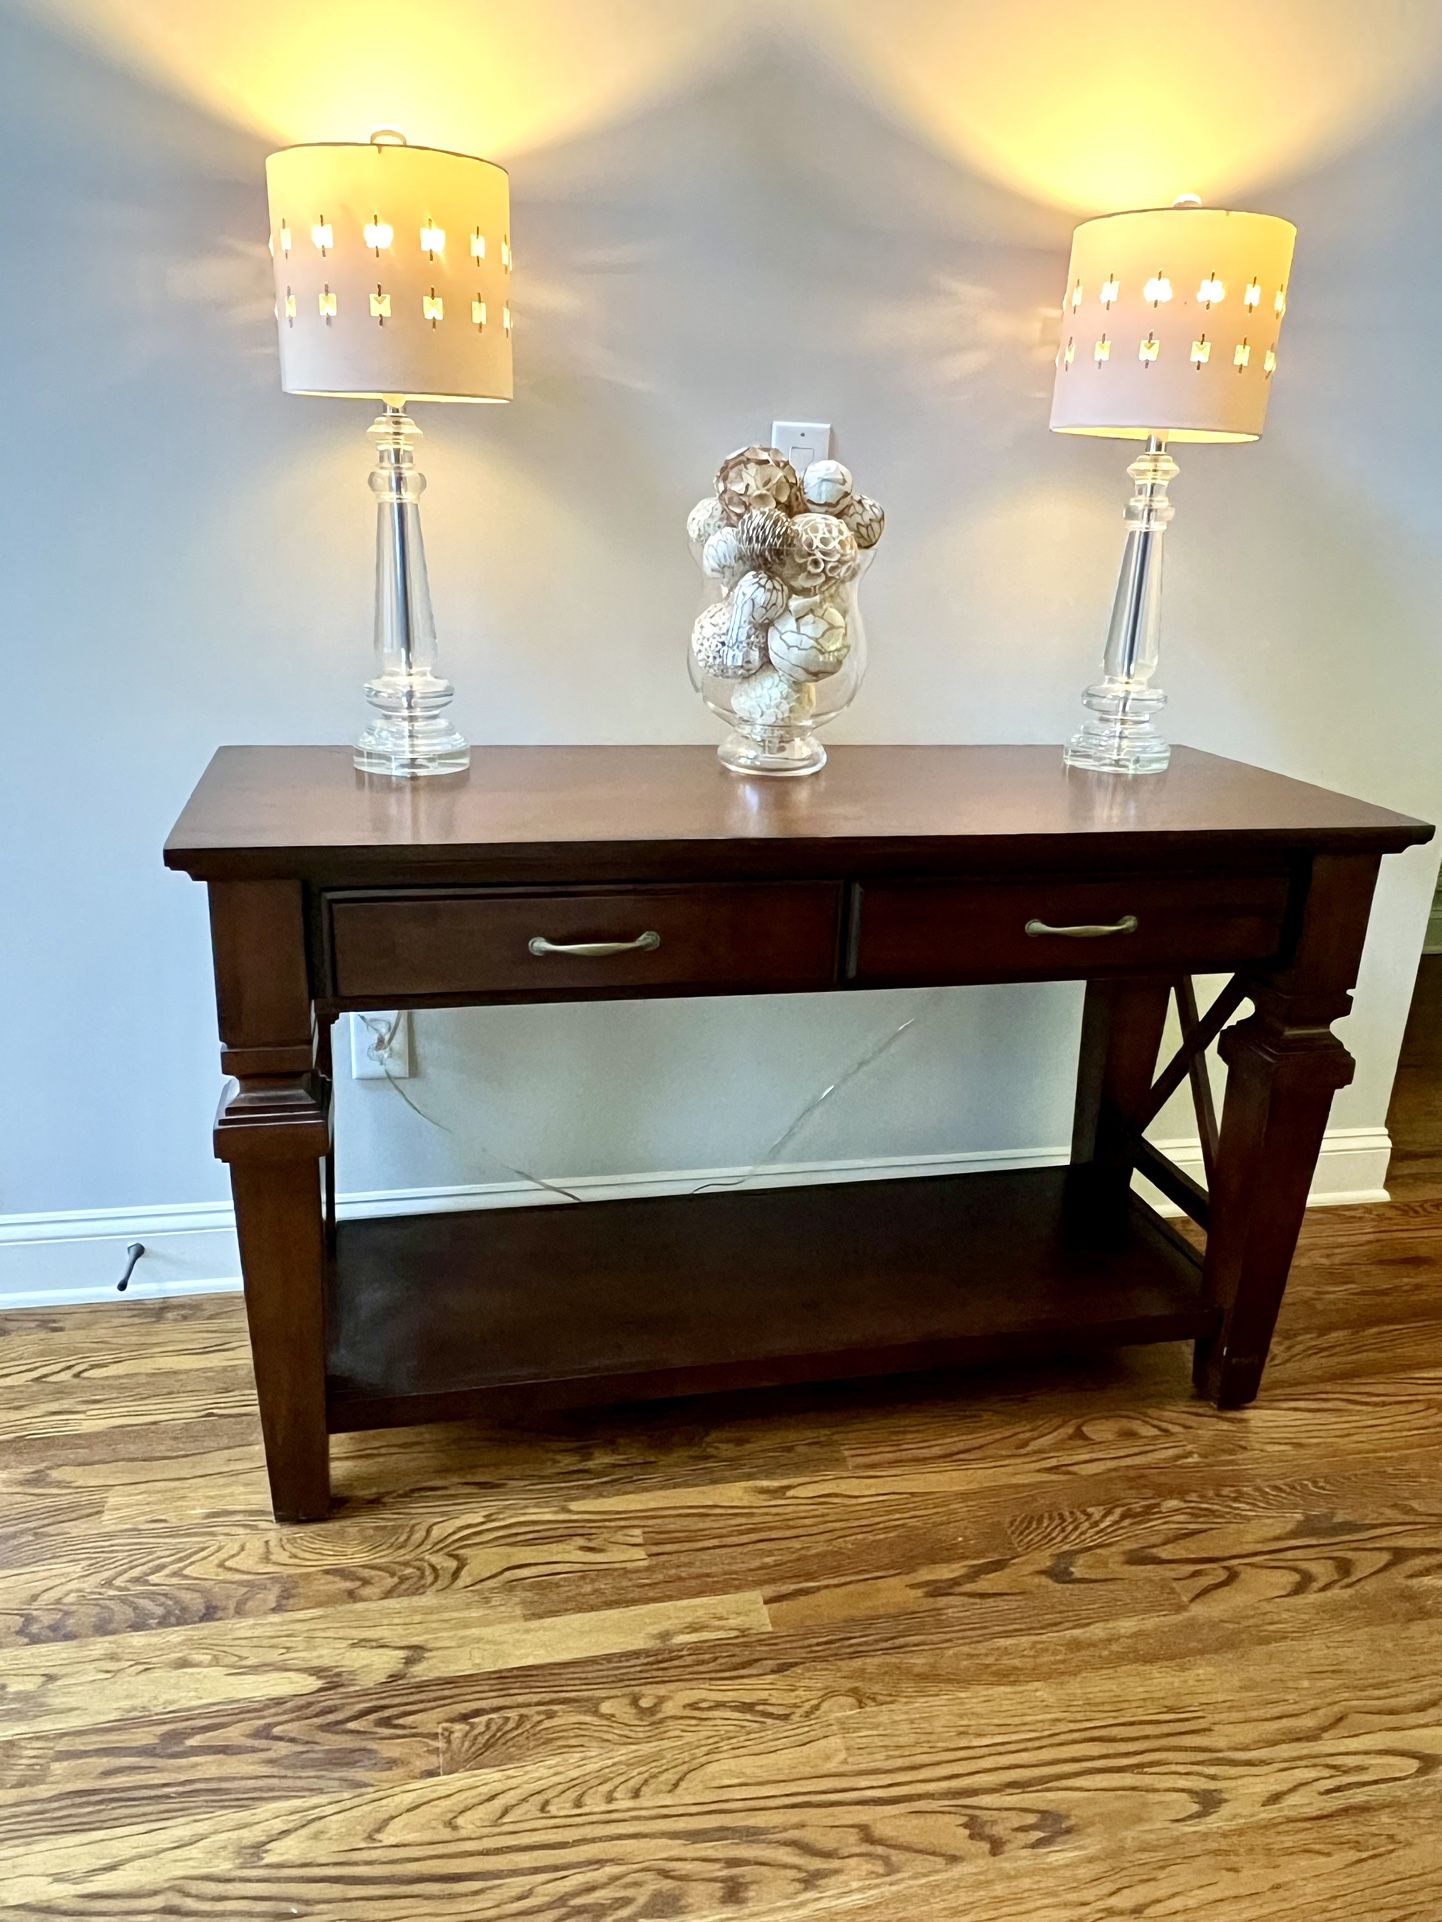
[850,870,1292,984]
[328,883,843,1001]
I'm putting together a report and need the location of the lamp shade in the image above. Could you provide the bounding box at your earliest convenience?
[264,136,512,404]
[1050,205,1294,443]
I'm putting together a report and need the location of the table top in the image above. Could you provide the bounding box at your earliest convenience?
[164,745,1432,884]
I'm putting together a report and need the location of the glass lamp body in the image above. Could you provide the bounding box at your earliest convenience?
[687,544,870,778]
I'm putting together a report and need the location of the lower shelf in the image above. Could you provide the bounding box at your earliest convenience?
[325,1166,1215,1431]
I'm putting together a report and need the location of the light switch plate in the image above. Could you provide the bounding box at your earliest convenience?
[771,420,832,470]
[350,1010,411,1079]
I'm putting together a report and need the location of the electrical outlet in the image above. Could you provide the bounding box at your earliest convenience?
[350,1010,411,1079]
[771,420,832,471]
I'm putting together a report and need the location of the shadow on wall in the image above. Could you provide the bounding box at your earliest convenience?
[3,0,1441,1214]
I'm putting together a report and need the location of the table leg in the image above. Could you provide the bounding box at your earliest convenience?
[207,881,333,1521]
[1195,854,1381,1407]
[227,1144,331,1521]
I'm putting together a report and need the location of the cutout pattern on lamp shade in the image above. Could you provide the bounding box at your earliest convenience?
[265,139,513,403]
[1050,205,1295,442]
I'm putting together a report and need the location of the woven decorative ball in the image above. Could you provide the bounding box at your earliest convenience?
[801,459,854,515]
[767,596,849,682]
[780,512,861,590]
[687,495,725,547]
[729,569,787,632]
[841,494,885,550]
[691,600,754,680]
[701,526,744,587]
[715,445,802,524]
[731,664,816,726]
[734,506,792,572]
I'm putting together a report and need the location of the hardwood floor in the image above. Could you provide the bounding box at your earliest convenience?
[3,968,1441,1919]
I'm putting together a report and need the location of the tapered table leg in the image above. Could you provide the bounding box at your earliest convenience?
[1195,854,1381,1407]
[227,1144,331,1520]
[207,881,333,1521]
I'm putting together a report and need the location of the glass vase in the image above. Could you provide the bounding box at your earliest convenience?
[687,546,870,779]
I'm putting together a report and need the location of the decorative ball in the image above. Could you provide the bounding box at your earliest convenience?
[780,512,861,590]
[691,600,755,680]
[841,494,885,550]
[715,445,802,524]
[687,496,725,547]
[701,526,744,587]
[734,506,791,572]
[768,596,850,682]
[730,569,787,632]
[801,459,854,515]
[731,664,816,727]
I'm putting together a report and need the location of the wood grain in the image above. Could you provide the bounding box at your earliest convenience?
[1,956,1440,1917]
[163,744,1431,886]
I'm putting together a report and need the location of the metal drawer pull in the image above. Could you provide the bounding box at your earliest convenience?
[1025,914,1138,939]
[528,930,662,958]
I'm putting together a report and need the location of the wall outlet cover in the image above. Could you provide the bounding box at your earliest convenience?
[350,1010,412,1079]
[771,420,831,470]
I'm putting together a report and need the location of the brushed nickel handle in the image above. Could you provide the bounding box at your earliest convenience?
[1025,915,1138,939]
[528,930,662,958]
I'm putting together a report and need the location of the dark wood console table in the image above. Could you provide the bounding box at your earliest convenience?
[165,745,1430,1521]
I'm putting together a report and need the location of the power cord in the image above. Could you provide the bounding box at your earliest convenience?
[364,1003,936,1205]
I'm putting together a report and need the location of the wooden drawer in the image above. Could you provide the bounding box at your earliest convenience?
[327,883,843,1001]
[850,869,1292,984]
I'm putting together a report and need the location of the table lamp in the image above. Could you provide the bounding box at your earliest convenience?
[1051,199,1295,773]
[264,132,513,776]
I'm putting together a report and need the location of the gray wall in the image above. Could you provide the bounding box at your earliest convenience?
[3,0,1439,1224]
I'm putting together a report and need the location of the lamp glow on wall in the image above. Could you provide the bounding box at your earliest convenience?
[1051,199,1295,773]
[265,132,512,776]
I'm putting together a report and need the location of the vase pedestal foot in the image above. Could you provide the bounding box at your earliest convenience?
[718,729,827,778]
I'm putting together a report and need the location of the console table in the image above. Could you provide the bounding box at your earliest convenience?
[165,745,1430,1522]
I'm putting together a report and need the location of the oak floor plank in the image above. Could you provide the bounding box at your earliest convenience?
[0,1510,648,1645]
[0,1370,261,1444]
[0,1587,770,1738]
[717,1797,1442,1922]
[0,1559,1196,1848]
[0,1296,252,1383]
[8,1646,1441,1921]
[0,1412,849,1533]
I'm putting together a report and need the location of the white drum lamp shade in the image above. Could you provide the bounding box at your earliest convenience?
[1051,205,1295,443]
[264,136,512,404]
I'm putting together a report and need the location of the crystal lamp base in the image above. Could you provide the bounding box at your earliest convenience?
[717,728,827,778]
[1064,679,1170,775]
[355,672,469,777]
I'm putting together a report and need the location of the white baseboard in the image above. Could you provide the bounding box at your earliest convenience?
[0,1127,1393,1312]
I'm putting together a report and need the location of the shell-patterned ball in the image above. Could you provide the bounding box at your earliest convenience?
[687,495,725,547]
[841,494,885,550]
[767,596,849,683]
[691,600,757,680]
[780,512,861,590]
[701,526,744,587]
[734,506,791,572]
[801,459,854,515]
[715,445,802,525]
[729,569,787,632]
[731,664,816,727]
